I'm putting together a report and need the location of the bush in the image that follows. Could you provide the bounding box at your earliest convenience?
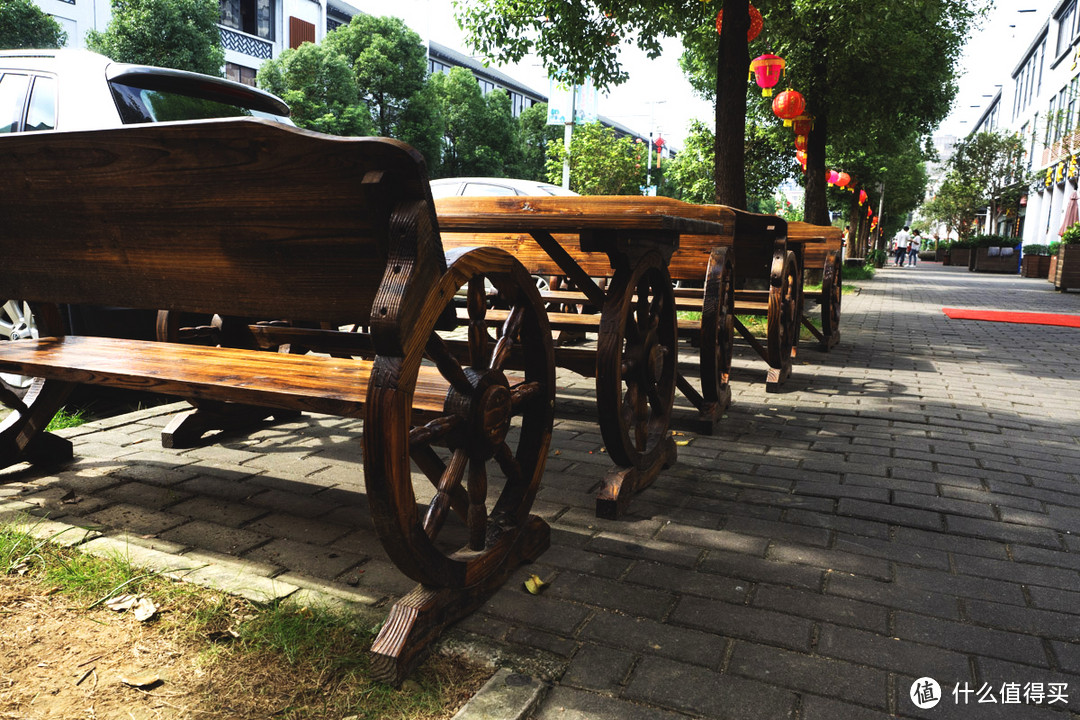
[1062,223,1080,245]
[969,234,1022,248]
[1021,244,1050,256]
[1049,240,1063,255]
[918,251,936,261]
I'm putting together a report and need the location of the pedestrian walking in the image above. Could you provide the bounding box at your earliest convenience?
[893,226,911,266]
[908,230,921,266]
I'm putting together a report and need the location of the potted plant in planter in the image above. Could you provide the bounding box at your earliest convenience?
[1021,244,1052,278]
[1048,240,1062,282]
[949,237,973,268]
[936,240,951,263]
[971,234,1021,273]
[1056,224,1080,291]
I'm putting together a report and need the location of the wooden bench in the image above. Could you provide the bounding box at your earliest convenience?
[0,118,558,684]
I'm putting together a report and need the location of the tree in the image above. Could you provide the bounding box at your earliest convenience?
[545,121,645,195]
[257,43,372,136]
[664,120,715,204]
[0,0,67,49]
[947,131,1026,231]
[519,102,562,182]
[427,67,521,178]
[395,82,445,175]
[324,15,427,138]
[86,0,224,75]
[456,0,751,207]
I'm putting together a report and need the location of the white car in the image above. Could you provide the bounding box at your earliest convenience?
[430,176,578,199]
[0,49,291,398]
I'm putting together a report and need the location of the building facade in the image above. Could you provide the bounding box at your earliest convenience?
[968,1,1080,246]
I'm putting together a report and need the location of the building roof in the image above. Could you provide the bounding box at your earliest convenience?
[428,41,545,101]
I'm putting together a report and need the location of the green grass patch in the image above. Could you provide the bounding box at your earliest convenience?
[842,264,876,281]
[46,407,87,431]
[0,521,489,719]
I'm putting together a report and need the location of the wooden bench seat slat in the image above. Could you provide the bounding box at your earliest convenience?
[0,337,453,417]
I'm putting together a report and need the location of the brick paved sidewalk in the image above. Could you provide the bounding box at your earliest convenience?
[2,263,1080,719]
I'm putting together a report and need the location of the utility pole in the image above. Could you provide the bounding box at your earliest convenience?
[561,84,576,190]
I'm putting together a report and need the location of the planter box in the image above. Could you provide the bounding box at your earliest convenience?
[972,247,1019,273]
[949,247,971,267]
[1021,254,1051,278]
[1054,245,1080,292]
[1049,253,1059,282]
[935,247,949,262]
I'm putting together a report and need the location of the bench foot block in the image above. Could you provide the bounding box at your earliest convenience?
[161,404,303,449]
[595,435,677,520]
[765,364,792,393]
[369,515,551,685]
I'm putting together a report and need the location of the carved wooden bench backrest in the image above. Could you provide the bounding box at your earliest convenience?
[0,118,445,336]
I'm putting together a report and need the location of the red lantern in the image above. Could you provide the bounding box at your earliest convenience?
[836,172,851,188]
[827,170,840,186]
[716,4,763,41]
[749,54,785,97]
[794,135,808,152]
[859,189,868,206]
[772,89,805,126]
[791,115,813,137]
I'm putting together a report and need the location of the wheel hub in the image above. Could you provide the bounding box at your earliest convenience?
[445,369,513,460]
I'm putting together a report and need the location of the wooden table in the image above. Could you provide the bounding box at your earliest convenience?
[436,195,727,518]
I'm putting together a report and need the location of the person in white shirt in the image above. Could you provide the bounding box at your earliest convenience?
[908,230,922,266]
[893,226,911,266]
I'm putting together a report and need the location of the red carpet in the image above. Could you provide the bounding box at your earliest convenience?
[943,308,1080,328]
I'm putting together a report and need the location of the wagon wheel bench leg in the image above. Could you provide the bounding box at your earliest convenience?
[819,250,842,350]
[155,312,301,448]
[0,303,75,472]
[675,246,734,434]
[765,250,799,393]
[594,251,678,520]
[365,247,555,685]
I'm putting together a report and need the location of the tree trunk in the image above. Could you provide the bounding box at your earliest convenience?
[803,111,829,225]
[713,0,749,209]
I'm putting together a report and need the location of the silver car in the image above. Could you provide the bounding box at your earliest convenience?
[0,49,291,397]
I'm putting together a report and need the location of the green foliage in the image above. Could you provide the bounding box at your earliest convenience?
[969,234,1021,248]
[519,103,562,183]
[0,0,67,49]
[1022,244,1050,256]
[46,408,85,431]
[546,121,645,195]
[844,263,876,281]
[865,249,888,268]
[664,120,715,204]
[428,67,519,178]
[395,81,445,173]
[86,0,224,75]
[1062,224,1080,245]
[324,14,427,137]
[1049,240,1063,255]
[257,43,373,136]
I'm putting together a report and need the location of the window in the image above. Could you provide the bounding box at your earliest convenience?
[220,0,274,41]
[0,73,31,133]
[225,63,257,87]
[289,17,315,49]
[24,76,55,132]
[1047,96,1056,145]
[1058,1,1076,57]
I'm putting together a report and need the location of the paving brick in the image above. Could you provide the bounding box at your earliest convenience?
[825,573,962,620]
[481,589,591,639]
[623,656,798,720]
[727,642,890,707]
[560,643,635,692]
[837,498,945,531]
[532,685,687,720]
[767,542,892,581]
[159,519,268,556]
[816,623,974,681]
[699,548,826,590]
[752,584,888,633]
[98,480,192,511]
[892,612,1050,667]
[241,512,351,546]
[547,571,676,620]
[84,503,185,536]
[243,537,365,580]
[892,565,1029,606]
[580,611,726,667]
[624,561,750,603]
[584,532,704,568]
[952,553,1080,590]
[168,496,267,528]
[670,595,814,651]
[800,694,896,720]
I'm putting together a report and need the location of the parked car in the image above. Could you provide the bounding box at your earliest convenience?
[0,49,292,398]
[430,176,578,199]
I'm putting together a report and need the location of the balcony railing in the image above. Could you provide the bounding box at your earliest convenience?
[219,26,273,60]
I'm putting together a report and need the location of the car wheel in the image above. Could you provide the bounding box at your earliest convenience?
[0,299,39,399]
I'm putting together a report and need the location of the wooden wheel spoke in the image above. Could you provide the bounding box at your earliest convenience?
[509,380,543,410]
[409,414,465,449]
[422,449,468,540]
[490,305,525,371]
[468,277,489,368]
[426,333,474,396]
[467,458,488,551]
[634,380,650,450]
